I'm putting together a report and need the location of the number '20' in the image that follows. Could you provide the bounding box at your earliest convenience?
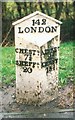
[23,67,32,73]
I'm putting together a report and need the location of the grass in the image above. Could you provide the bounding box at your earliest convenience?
[59,41,73,85]
[1,47,16,84]
[0,41,74,85]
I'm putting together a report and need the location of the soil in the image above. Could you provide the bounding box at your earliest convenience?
[0,81,74,114]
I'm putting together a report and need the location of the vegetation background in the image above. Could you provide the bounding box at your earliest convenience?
[1,1,75,86]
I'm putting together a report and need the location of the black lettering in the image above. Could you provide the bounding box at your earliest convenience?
[24,54,29,60]
[29,62,32,66]
[24,27,30,33]
[33,62,36,68]
[23,67,28,72]
[24,49,28,54]
[42,19,46,25]
[19,49,28,54]
[37,63,39,68]
[51,26,57,32]
[46,66,52,74]
[29,55,32,61]
[17,61,27,66]
[16,60,19,65]
[32,19,40,26]
[32,50,36,55]
[19,49,24,54]
[45,26,51,33]
[31,27,37,33]
[24,61,28,66]
[38,27,44,33]
[23,67,32,73]
[18,27,23,33]
[37,50,40,56]
[28,67,32,73]
[15,48,18,53]
[29,50,32,55]
[20,61,23,66]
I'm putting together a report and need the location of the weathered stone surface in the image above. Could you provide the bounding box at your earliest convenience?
[12,11,62,105]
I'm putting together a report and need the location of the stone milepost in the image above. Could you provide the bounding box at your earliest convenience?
[12,11,62,105]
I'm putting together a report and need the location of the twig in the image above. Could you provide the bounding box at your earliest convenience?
[4,42,9,47]
[1,25,13,46]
